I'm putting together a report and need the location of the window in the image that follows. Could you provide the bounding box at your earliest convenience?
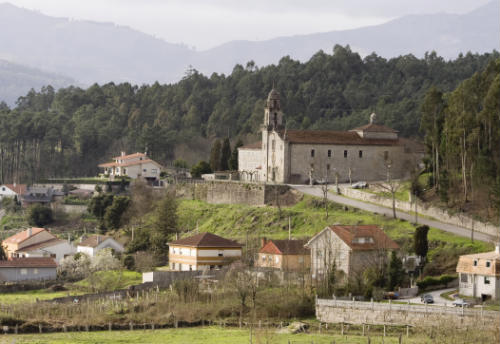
[311,149,315,157]
[473,260,478,266]
[171,263,175,269]
[189,265,192,271]
[1,187,4,191]
[310,163,314,170]
[384,151,389,161]
[316,250,323,258]
[484,277,491,285]
[327,164,330,171]
[33,268,39,275]
[359,150,363,158]
[275,256,279,264]
[344,150,348,158]
[50,254,56,258]
[327,150,332,158]
[20,268,27,275]
[272,140,275,151]
[460,274,468,283]
[143,169,147,172]
[151,168,157,174]
[218,251,223,257]
[298,256,304,263]
[486,261,491,268]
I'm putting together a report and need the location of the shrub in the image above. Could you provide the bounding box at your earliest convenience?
[123,255,135,270]
[27,204,53,227]
[416,274,457,291]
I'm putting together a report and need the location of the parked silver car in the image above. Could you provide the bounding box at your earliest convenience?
[452,298,470,307]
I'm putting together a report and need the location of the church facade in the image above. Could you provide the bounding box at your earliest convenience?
[238,88,422,184]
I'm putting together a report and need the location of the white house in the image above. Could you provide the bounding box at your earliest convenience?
[98,152,162,181]
[2,228,75,263]
[168,232,242,271]
[305,225,399,280]
[0,184,27,200]
[77,235,124,256]
[456,246,500,301]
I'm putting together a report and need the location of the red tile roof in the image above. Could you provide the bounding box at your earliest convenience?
[111,152,146,160]
[278,130,400,146]
[329,225,399,251]
[169,232,242,248]
[16,238,66,252]
[3,228,49,244]
[78,235,112,248]
[0,257,57,268]
[259,239,309,255]
[98,159,161,168]
[239,141,262,150]
[351,123,398,133]
[3,184,27,195]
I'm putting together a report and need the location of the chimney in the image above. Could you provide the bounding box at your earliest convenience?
[27,228,32,237]
[261,237,267,248]
[13,182,16,187]
[121,151,126,157]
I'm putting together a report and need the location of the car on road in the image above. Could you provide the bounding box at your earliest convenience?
[351,181,368,189]
[452,298,470,307]
[421,294,434,303]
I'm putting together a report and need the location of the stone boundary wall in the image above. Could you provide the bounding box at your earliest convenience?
[316,298,498,327]
[339,187,498,238]
[174,181,290,206]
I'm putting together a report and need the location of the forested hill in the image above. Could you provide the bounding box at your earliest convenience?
[0,46,498,184]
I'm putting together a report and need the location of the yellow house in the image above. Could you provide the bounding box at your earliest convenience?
[256,239,310,272]
[168,232,242,271]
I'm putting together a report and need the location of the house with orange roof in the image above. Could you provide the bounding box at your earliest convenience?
[256,238,310,272]
[2,228,75,263]
[98,151,162,181]
[305,225,399,280]
[0,183,27,200]
[168,232,242,271]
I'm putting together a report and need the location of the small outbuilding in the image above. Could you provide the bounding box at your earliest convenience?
[0,257,57,282]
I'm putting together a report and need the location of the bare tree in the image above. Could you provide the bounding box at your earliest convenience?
[376,158,400,219]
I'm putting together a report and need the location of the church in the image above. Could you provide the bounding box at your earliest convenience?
[238,88,422,184]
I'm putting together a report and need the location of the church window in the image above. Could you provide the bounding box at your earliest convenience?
[384,151,389,160]
[327,150,332,158]
[344,150,348,158]
[359,150,363,158]
[310,163,314,169]
[311,149,315,157]
[272,140,275,151]
[327,164,330,170]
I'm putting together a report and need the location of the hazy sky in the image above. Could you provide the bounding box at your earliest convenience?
[5,0,492,50]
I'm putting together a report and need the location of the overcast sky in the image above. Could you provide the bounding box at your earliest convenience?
[4,0,492,50]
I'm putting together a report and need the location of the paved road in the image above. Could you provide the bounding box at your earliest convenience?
[291,185,496,243]
[407,288,457,306]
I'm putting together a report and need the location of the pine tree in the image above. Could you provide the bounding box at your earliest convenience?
[229,139,243,170]
[387,251,404,290]
[209,139,222,172]
[220,137,231,171]
[414,225,429,265]
[151,193,178,256]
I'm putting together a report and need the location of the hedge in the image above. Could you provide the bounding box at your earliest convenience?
[417,274,457,290]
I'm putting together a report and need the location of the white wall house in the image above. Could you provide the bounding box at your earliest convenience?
[168,232,242,271]
[98,152,162,180]
[15,239,75,263]
[77,235,124,256]
[456,247,500,300]
[0,184,27,200]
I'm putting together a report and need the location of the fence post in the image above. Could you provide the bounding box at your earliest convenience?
[14,324,18,334]
[362,323,365,336]
[38,324,42,333]
[371,298,374,311]
[129,322,134,331]
[406,325,409,338]
[341,322,344,336]
[63,325,67,333]
[108,323,112,331]
[383,324,386,337]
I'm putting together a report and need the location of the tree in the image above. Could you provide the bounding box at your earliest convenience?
[220,137,231,171]
[387,251,404,290]
[414,225,429,267]
[150,193,178,256]
[190,161,212,178]
[88,194,114,220]
[376,158,401,219]
[27,204,53,227]
[173,159,188,169]
[103,196,130,230]
[209,139,222,172]
[229,139,243,170]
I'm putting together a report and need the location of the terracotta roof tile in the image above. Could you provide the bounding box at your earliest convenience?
[78,235,111,248]
[16,238,66,252]
[0,257,57,268]
[3,228,50,244]
[259,239,309,255]
[239,141,262,150]
[98,159,161,168]
[278,130,400,146]
[351,123,398,133]
[2,184,27,195]
[111,152,146,160]
[169,232,242,248]
[329,225,399,251]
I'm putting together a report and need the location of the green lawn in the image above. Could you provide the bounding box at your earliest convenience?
[0,289,84,304]
[74,270,142,292]
[4,327,421,344]
[177,197,492,258]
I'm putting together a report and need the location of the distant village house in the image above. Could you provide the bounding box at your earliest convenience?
[77,235,124,257]
[0,183,27,200]
[256,238,310,272]
[98,152,162,182]
[168,232,242,271]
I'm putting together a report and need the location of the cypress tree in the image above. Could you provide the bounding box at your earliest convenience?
[220,137,231,171]
[229,139,243,170]
[209,139,222,172]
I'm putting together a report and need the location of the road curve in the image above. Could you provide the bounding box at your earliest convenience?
[290,185,496,243]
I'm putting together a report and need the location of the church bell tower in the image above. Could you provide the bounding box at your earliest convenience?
[263,87,283,131]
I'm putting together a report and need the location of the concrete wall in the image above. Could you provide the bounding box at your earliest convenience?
[316,298,499,327]
[339,186,499,238]
[174,180,290,206]
[0,267,56,282]
[142,270,226,286]
[238,148,263,182]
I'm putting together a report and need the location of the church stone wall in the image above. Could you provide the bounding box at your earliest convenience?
[238,149,263,182]
[288,143,414,183]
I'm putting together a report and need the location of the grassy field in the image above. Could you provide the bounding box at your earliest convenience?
[177,197,492,260]
[0,326,446,344]
[74,270,142,292]
[0,289,85,304]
